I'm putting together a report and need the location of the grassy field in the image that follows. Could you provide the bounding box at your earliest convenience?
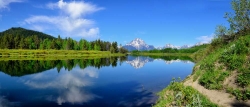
[0,49,126,60]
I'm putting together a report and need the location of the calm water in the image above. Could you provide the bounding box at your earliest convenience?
[0,56,194,107]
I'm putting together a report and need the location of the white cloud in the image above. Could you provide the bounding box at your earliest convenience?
[23,0,104,39]
[0,0,22,10]
[196,34,214,43]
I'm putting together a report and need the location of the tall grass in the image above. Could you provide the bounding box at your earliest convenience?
[154,78,218,107]
[0,49,126,57]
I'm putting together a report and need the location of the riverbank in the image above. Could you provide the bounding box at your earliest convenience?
[154,35,250,107]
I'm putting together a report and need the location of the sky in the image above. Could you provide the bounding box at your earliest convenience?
[0,0,232,47]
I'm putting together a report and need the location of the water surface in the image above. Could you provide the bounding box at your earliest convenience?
[0,56,194,107]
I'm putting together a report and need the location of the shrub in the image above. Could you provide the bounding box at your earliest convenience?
[199,70,229,90]
[154,78,217,107]
[232,89,250,101]
[234,39,249,54]
[237,73,250,87]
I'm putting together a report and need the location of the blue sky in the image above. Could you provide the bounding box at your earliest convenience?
[0,0,231,47]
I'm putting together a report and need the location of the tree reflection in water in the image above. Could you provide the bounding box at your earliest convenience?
[0,56,127,76]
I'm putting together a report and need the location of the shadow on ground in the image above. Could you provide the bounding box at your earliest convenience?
[230,101,250,107]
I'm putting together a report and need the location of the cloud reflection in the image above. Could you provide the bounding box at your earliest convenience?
[0,96,19,107]
[56,87,95,105]
[23,67,99,105]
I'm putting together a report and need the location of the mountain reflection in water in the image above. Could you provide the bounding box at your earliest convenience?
[126,55,193,69]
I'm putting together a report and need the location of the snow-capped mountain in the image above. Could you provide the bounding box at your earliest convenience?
[123,38,207,51]
[123,38,155,51]
[126,56,154,69]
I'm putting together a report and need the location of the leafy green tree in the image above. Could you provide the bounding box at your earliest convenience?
[111,42,118,53]
[2,34,10,49]
[73,41,79,50]
[119,47,128,54]
[215,25,227,38]
[225,0,250,37]
[110,46,115,53]
[19,38,25,49]
[33,35,40,49]
[50,39,57,49]
[94,44,100,51]
[79,39,84,50]
[14,35,20,49]
[56,35,63,50]
[43,38,51,49]
[62,38,67,50]
[66,37,74,50]
[87,42,92,50]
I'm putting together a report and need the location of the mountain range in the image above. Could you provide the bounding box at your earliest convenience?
[123,38,205,51]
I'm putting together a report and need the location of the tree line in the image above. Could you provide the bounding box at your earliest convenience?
[0,34,128,53]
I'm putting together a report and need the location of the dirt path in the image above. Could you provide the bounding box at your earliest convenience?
[184,76,250,107]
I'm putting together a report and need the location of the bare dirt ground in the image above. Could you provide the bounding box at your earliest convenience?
[184,76,250,107]
[223,71,238,89]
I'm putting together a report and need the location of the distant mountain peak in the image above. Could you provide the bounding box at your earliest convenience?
[123,38,155,51]
[127,38,146,45]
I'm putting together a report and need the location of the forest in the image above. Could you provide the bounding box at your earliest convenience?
[0,27,128,54]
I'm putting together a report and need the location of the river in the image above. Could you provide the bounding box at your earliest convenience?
[0,56,194,107]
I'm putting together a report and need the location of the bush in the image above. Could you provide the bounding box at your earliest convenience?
[237,73,250,87]
[199,70,229,90]
[154,78,218,107]
[234,39,249,54]
[219,45,245,70]
[232,89,250,101]
[211,38,223,48]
